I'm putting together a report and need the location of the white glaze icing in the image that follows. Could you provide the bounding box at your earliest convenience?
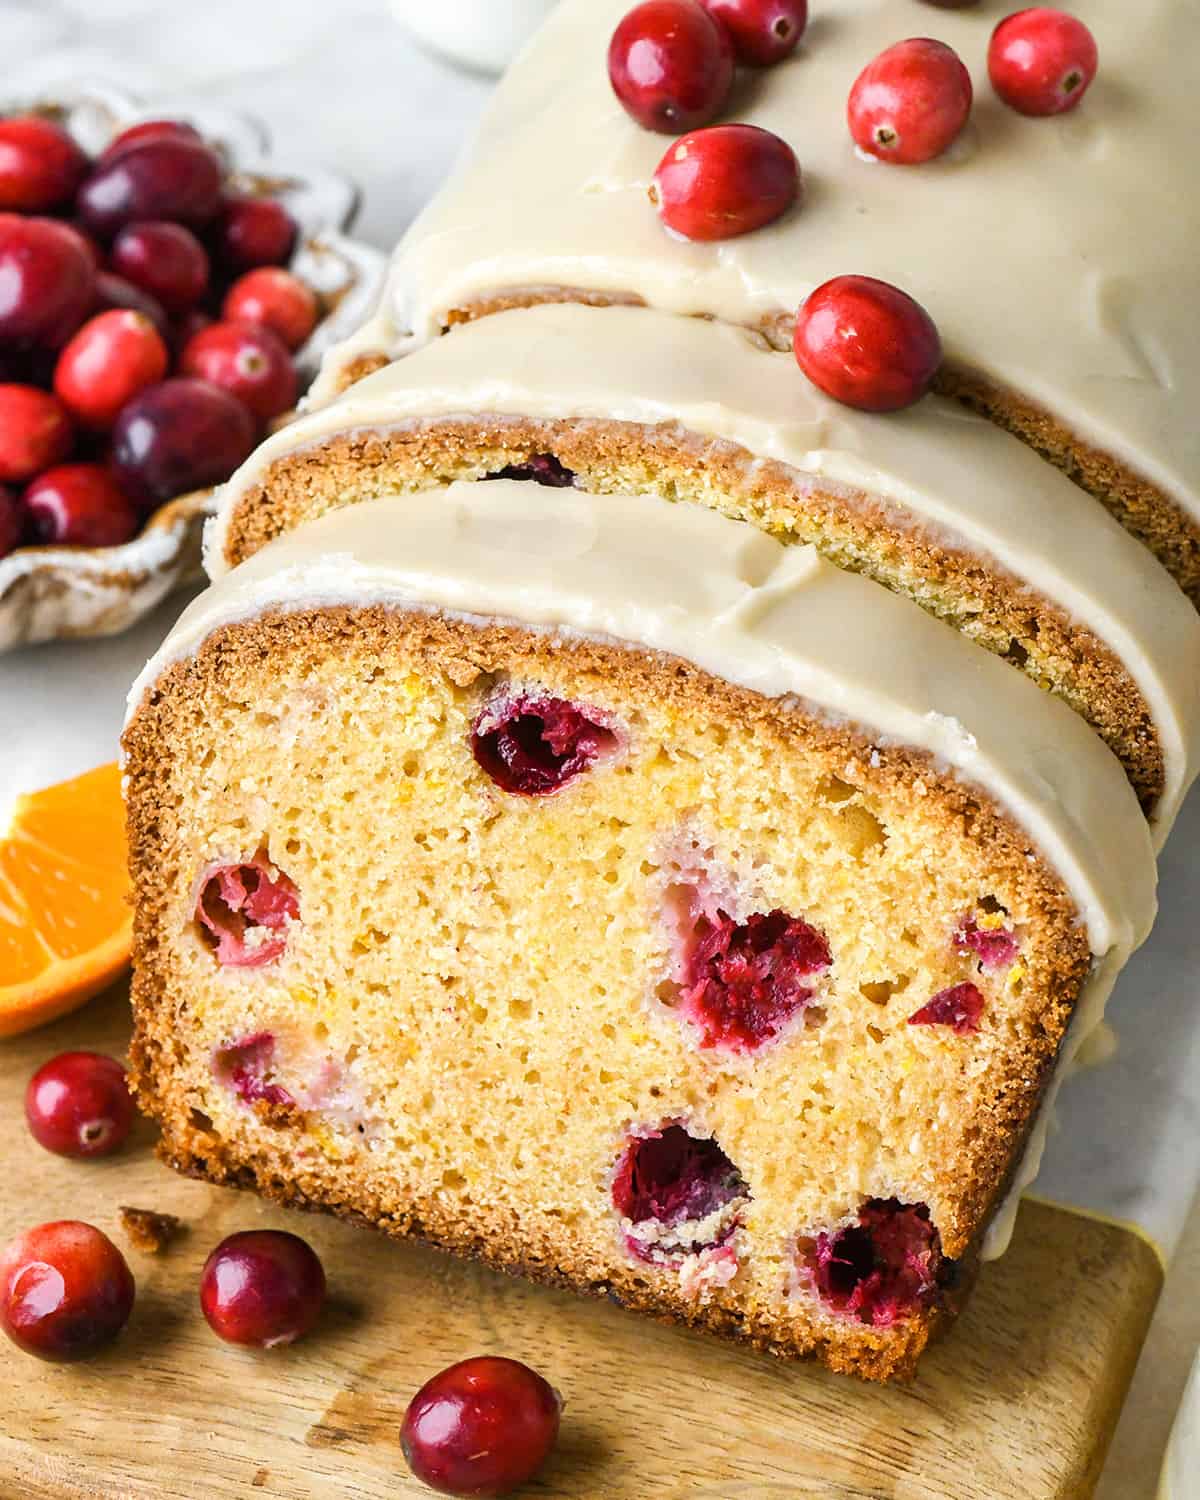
[213,302,1200,838]
[323,0,1200,525]
[135,483,1159,1260]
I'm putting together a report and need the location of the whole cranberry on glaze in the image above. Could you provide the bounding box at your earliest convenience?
[91,270,169,340]
[0,385,73,483]
[98,118,203,163]
[0,214,95,348]
[401,1356,562,1498]
[0,485,21,558]
[608,0,735,134]
[200,1230,326,1348]
[54,309,169,430]
[793,274,942,413]
[702,0,807,66]
[0,1221,135,1362]
[180,321,297,423]
[110,377,255,509]
[76,137,223,240]
[848,38,973,164]
[216,195,298,270]
[23,465,140,549]
[110,221,210,313]
[223,267,318,351]
[652,124,799,241]
[24,1051,135,1156]
[988,8,1098,117]
[0,116,88,212]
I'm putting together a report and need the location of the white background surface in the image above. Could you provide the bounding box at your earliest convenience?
[0,1,1195,1492]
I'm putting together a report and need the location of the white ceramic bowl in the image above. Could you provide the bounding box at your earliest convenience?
[0,82,387,654]
[390,0,558,74]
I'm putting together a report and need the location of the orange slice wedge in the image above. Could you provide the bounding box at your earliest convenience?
[0,763,131,1037]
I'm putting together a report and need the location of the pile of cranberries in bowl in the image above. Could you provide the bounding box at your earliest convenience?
[0,113,321,561]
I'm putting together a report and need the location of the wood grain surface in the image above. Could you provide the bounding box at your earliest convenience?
[0,985,1163,1500]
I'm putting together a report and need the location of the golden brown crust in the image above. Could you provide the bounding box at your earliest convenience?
[342,287,1200,608]
[223,415,1165,814]
[124,606,1090,1382]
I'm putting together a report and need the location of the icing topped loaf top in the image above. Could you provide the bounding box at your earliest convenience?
[332,0,1200,523]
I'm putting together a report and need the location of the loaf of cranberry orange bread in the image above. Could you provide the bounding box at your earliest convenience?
[125,481,1155,1382]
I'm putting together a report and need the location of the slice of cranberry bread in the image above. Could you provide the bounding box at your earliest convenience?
[210,304,1200,830]
[318,0,1200,603]
[126,483,1155,1382]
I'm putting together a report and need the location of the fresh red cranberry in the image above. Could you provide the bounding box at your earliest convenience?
[110,221,209,313]
[402,1357,562,1498]
[90,271,169,339]
[0,214,95,348]
[213,1033,296,1110]
[793,274,941,413]
[652,124,799,241]
[222,267,318,351]
[180,320,297,423]
[702,0,807,65]
[24,1052,135,1157]
[472,692,618,796]
[486,452,577,487]
[989,8,1097,116]
[110,377,255,509]
[22,464,139,548]
[54,310,169,431]
[953,913,1018,971]
[676,906,830,1051]
[848,38,973,164]
[0,1221,135,1362]
[608,0,735,134]
[99,119,203,163]
[76,138,223,240]
[216,195,297,270]
[196,854,300,967]
[0,485,20,557]
[200,1231,325,1348]
[0,117,88,212]
[907,981,985,1035]
[805,1200,946,1326]
[612,1125,748,1265]
[0,385,73,484]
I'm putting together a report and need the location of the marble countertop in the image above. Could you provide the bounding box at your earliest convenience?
[0,1,1196,1493]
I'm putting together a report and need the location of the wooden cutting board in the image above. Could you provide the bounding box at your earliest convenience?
[0,984,1162,1500]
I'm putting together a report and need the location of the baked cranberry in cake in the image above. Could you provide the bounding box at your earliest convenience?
[612,1124,748,1272]
[804,1199,946,1326]
[196,853,299,967]
[954,912,1019,971]
[848,38,973,164]
[652,124,800,241]
[607,0,735,134]
[908,982,985,1035]
[484,452,576,487]
[673,905,831,1052]
[471,692,618,795]
[793,275,942,413]
[702,0,807,66]
[402,1356,562,1497]
[988,8,1098,117]
[213,1032,296,1109]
